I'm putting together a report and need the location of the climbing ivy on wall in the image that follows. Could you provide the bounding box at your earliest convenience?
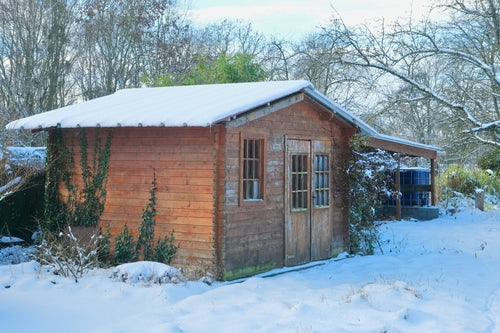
[73,128,112,227]
[135,169,178,264]
[44,127,113,232]
[44,126,73,232]
[136,169,158,261]
[111,170,178,265]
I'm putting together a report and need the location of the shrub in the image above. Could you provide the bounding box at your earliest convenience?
[348,138,397,255]
[478,147,500,173]
[438,164,500,200]
[114,224,137,265]
[98,225,112,265]
[154,230,177,264]
[37,167,178,271]
[34,226,106,282]
[439,165,480,195]
[113,171,178,265]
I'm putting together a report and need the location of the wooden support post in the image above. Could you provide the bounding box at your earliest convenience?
[430,159,436,206]
[395,154,401,220]
[475,190,485,211]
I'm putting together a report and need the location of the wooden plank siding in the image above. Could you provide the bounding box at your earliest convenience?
[58,127,219,275]
[221,101,354,280]
[54,97,355,281]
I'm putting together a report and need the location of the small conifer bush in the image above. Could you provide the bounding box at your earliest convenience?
[114,224,137,265]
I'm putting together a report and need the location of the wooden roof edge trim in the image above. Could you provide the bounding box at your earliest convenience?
[302,95,357,129]
[225,92,305,130]
[365,135,443,159]
[304,87,379,136]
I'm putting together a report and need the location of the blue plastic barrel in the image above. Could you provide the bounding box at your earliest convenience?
[400,168,429,206]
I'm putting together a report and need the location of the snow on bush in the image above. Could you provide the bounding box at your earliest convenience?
[0,235,24,244]
[5,146,46,169]
[110,261,185,285]
[0,245,36,265]
[0,176,21,201]
[348,141,398,255]
[34,226,104,282]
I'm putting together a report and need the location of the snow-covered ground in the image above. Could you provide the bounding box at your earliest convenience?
[1,207,499,332]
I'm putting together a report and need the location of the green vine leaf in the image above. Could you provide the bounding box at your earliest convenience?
[44,128,113,231]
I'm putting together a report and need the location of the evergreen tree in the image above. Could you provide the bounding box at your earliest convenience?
[152,52,267,86]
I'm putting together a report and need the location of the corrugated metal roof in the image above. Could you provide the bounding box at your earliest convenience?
[6,80,312,130]
[5,80,442,156]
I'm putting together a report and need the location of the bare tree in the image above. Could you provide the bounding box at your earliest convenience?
[0,0,76,145]
[292,31,374,109]
[136,0,195,86]
[148,19,272,85]
[264,39,293,80]
[194,19,266,59]
[320,0,500,150]
[73,0,189,100]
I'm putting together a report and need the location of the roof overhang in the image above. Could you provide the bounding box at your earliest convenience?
[365,134,443,159]
[5,80,444,159]
[304,87,443,159]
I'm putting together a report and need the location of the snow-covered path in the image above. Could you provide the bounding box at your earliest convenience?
[488,287,500,333]
[1,208,499,332]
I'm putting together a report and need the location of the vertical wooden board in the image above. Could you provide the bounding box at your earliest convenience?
[310,140,334,261]
[285,210,310,265]
[284,139,311,266]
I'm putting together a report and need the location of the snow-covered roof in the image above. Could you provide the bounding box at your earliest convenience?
[5,80,442,156]
[5,147,46,169]
[6,81,313,130]
[375,133,442,154]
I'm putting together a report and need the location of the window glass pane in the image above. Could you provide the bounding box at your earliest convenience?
[247,140,253,158]
[253,180,259,198]
[243,159,248,179]
[247,159,253,177]
[242,139,263,200]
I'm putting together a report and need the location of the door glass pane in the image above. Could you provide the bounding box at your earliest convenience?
[291,154,308,211]
[314,154,329,207]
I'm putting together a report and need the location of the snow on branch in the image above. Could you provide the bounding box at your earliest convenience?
[466,120,500,134]
[0,176,22,202]
[339,58,485,129]
[428,47,499,85]
[473,133,500,147]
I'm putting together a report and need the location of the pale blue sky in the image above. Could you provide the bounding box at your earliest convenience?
[189,0,435,40]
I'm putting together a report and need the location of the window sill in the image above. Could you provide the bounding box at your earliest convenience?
[241,199,265,205]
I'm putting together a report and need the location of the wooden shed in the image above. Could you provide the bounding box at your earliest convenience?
[7,80,441,280]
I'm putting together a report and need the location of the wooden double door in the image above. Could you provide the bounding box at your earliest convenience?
[285,139,333,266]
